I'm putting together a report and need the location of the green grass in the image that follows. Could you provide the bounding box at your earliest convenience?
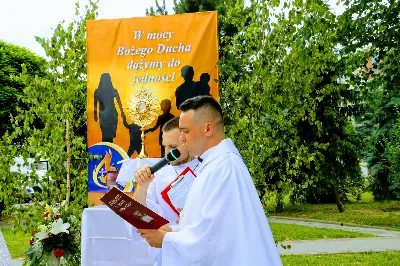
[269,222,373,242]
[1,228,31,259]
[348,191,375,203]
[267,198,400,229]
[265,192,376,210]
[1,222,373,259]
[281,251,400,266]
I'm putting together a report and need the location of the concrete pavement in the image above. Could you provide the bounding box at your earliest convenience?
[270,216,400,255]
[277,237,400,255]
[269,216,400,237]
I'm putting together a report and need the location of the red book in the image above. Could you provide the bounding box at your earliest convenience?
[100,187,169,229]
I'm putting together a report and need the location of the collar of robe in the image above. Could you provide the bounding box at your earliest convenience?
[197,138,241,174]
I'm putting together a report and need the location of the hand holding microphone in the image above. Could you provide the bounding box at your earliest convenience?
[134,149,181,188]
[134,165,153,188]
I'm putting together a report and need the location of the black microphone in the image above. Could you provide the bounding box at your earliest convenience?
[150,148,181,174]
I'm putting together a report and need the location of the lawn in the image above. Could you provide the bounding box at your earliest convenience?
[269,222,372,242]
[281,251,400,265]
[267,195,400,229]
[1,228,31,259]
[2,222,372,259]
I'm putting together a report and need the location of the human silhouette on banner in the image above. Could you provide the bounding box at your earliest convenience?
[145,99,175,157]
[94,73,124,143]
[122,114,142,157]
[175,66,212,109]
[175,66,196,109]
[197,73,211,96]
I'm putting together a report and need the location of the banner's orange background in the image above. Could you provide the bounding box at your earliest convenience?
[86,11,219,159]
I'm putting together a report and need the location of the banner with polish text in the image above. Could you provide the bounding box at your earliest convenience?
[86,11,219,198]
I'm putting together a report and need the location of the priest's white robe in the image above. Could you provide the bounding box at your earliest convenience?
[126,159,201,265]
[160,138,283,266]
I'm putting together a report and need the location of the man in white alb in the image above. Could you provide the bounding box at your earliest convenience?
[137,96,283,266]
[131,117,201,265]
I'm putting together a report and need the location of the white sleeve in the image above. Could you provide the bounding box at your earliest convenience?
[145,176,164,215]
[124,221,144,244]
[169,224,179,232]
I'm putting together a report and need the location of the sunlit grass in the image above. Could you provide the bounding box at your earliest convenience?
[270,222,373,243]
[1,228,31,259]
[282,251,400,266]
[266,194,400,229]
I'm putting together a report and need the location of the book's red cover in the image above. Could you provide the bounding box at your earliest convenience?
[100,187,169,229]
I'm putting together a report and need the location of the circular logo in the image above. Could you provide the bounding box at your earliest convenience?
[88,142,133,192]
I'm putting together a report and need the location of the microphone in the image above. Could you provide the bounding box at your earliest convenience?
[150,148,181,174]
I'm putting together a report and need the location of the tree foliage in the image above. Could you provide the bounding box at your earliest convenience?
[146,0,366,212]
[386,116,400,199]
[0,0,99,243]
[0,41,47,139]
[220,0,364,212]
[339,0,400,200]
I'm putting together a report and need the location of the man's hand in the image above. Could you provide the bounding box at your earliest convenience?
[137,229,168,248]
[134,165,154,188]
[159,225,172,232]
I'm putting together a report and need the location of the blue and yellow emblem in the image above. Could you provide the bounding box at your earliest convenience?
[88,142,134,192]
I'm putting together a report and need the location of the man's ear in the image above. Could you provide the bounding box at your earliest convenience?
[204,122,213,137]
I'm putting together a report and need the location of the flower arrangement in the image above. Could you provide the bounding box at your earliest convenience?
[24,201,81,266]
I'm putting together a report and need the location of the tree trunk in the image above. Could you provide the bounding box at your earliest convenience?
[276,192,284,212]
[65,118,71,209]
[333,185,344,213]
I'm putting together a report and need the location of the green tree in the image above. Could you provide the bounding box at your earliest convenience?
[146,0,168,15]
[0,0,98,244]
[386,116,400,198]
[0,41,47,138]
[221,0,364,212]
[147,0,365,212]
[338,0,400,200]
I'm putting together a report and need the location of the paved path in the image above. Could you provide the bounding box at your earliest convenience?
[12,258,23,266]
[270,216,400,255]
[0,222,12,229]
[269,216,400,237]
[277,237,400,255]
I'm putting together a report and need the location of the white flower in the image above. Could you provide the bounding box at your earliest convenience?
[35,231,49,240]
[38,225,48,232]
[50,218,70,235]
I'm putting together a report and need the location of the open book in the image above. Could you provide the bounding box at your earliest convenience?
[100,187,169,229]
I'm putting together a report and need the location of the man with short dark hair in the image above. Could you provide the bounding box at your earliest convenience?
[138,96,283,266]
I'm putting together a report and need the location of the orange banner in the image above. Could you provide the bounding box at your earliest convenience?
[86,11,219,195]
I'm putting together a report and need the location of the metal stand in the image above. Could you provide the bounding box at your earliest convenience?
[137,128,148,158]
